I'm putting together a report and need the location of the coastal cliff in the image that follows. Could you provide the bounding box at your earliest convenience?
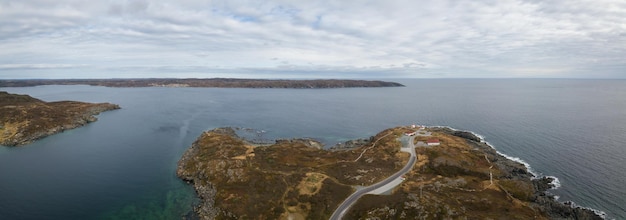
[0,91,120,146]
[177,126,603,219]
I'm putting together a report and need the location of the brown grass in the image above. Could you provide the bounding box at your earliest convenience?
[0,92,119,146]
[178,127,553,219]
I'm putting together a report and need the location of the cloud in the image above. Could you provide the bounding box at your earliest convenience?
[0,64,88,70]
[0,0,625,79]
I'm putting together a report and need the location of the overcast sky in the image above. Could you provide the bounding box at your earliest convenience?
[1,0,625,79]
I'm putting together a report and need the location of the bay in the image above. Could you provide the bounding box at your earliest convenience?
[0,79,624,219]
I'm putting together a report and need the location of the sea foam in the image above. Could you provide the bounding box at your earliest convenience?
[563,201,609,219]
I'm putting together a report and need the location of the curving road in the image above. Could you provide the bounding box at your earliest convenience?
[330,135,417,220]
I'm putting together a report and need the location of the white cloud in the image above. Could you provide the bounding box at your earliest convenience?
[0,64,88,70]
[0,0,625,79]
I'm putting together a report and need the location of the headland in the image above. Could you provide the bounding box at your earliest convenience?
[0,91,120,146]
[177,126,603,219]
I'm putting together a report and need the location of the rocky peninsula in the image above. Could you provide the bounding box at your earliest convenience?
[0,91,120,146]
[177,126,603,219]
[0,78,404,88]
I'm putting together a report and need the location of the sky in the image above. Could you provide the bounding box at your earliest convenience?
[0,0,625,79]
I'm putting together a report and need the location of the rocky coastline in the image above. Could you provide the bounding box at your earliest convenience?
[177,126,604,219]
[0,91,120,146]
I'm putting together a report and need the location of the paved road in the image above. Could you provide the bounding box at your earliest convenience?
[329,135,417,220]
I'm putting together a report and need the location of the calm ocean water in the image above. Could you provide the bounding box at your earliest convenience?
[0,79,624,219]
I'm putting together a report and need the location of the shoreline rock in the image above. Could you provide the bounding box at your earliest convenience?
[177,136,220,219]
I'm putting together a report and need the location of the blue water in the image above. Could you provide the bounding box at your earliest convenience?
[0,79,624,219]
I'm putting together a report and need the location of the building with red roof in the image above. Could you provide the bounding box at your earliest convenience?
[427,139,440,146]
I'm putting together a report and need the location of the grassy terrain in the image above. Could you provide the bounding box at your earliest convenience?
[346,130,546,219]
[177,127,408,219]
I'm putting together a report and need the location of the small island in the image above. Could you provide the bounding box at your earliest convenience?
[0,78,404,88]
[177,126,603,219]
[0,91,120,146]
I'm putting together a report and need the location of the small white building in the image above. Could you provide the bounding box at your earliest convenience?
[405,131,416,136]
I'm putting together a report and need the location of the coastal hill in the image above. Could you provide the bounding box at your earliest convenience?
[0,78,404,88]
[0,91,120,146]
[177,126,602,219]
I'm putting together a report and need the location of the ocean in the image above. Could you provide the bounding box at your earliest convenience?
[0,79,624,219]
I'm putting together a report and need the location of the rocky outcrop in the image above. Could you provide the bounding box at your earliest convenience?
[329,138,372,151]
[451,130,482,142]
[532,177,604,220]
[0,91,120,146]
[275,138,325,149]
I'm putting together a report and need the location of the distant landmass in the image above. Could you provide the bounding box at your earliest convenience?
[0,91,120,146]
[177,126,602,219]
[0,78,404,88]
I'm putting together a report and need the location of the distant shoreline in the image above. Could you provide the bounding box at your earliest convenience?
[0,78,404,88]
